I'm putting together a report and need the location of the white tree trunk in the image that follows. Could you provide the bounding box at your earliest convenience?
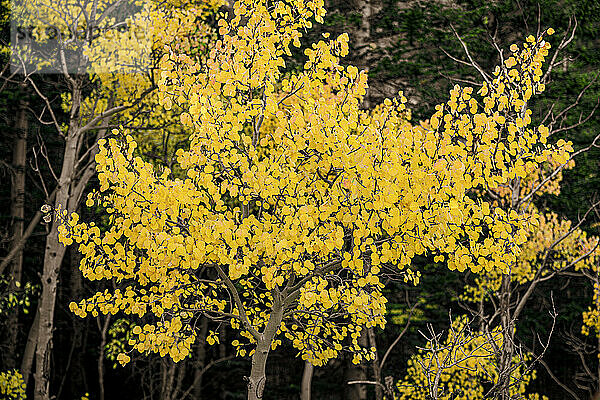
[300,360,314,400]
[247,298,284,400]
[34,121,80,400]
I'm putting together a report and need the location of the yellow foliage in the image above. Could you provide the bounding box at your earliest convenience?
[396,317,547,400]
[580,257,600,339]
[462,211,597,303]
[0,370,26,400]
[58,1,570,367]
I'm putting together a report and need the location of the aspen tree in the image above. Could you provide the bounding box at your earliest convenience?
[58,3,572,399]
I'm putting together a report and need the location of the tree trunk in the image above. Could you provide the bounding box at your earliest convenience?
[248,338,270,400]
[6,96,28,369]
[173,361,186,400]
[345,248,371,400]
[247,298,283,400]
[497,274,513,400]
[97,315,110,400]
[354,0,371,63]
[0,192,55,277]
[161,360,176,400]
[344,331,368,400]
[193,318,209,399]
[478,296,485,331]
[300,360,313,400]
[367,327,383,400]
[21,307,39,386]
[34,123,80,400]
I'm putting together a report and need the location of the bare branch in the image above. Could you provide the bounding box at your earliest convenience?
[380,292,416,371]
[448,24,492,85]
[0,188,58,276]
[215,265,261,341]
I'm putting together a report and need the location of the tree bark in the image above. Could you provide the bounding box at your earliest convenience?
[160,360,176,400]
[33,71,111,398]
[345,249,371,400]
[173,361,186,400]
[354,0,371,63]
[344,332,368,400]
[34,120,81,400]
[247,296,284,400]
[497,274,514,400]
[597,329,600,396]
[248,339,270,400]
[367,327,383,400]
[300,360,314,400]
[21,307,39,386]
[97,315,110,400]
[354,0,372,108]
[6,95,28,369]
[193,318,209,399]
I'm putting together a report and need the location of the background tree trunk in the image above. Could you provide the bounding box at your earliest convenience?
[97,315,110,400]
[344,332,368,400]
[300,360,313,400]
[5,95,28,369]
[367,327,383,400]
[193,318,209,399]
[497,274,514,400]
[354,0,372,108]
